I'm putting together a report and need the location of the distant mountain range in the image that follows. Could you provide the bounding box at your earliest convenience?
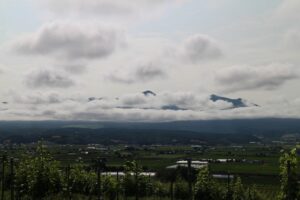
[1,118,300,134]
[0,118,300,144]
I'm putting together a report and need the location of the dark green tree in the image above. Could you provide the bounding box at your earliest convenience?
[244,185,263,200]
[103,176,118,200]
[15,142,63,199]
[194,167,224,200]
[277,148,299,200]
[68,163,97,195]
[232,177,245,200]
[174,176,189,200]
[122,160,142,197]
[153,181,168,198]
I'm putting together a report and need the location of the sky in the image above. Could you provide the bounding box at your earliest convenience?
[0,0,300,121]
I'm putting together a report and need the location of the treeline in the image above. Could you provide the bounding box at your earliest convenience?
[0,127,260,145]
[0,144,299,200]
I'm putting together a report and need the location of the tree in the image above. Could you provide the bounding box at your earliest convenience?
[68,163,97,195]
[225,177,234,200]
[244,185,263,200]
[122,161,142,198]
[277,148,299,200]
[194,167,224,200]
[232,177,245,200]
[153,181,168,198]
[174,176,189,200]
[15,142,63,199]
[138,175,154,197]
[122,172,135,197]
[103,176,118,200]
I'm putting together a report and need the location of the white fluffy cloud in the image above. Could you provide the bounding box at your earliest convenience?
[107,61,166,84]
[180,34,222,63]
[61,64,87,74]
[214,63,299,93]
[2,0,300,121]
[283,29,300,50]
[106,34,222,84]
[272,0,300,23]
[0,64,6,74]
[40,0,184,17]
[25,69,75,89]
[13,22,124,60]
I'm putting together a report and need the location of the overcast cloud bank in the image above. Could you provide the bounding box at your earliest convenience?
[1,91,300,122]
[0,0,300,121]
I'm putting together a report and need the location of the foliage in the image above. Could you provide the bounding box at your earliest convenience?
[15,142,63,199]
[232,177,245,200]
[122,161,140,197]
[103,176,118,200]
[277,148,299,200]
[7,143,299,200]
[174,176,190,200]
[68,163,97,195]
[122,160,155,197]
[244,185,264,200]
[194,167,225,200]
[153,181,168,197]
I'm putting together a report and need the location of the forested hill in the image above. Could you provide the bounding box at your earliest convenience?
[0,118,300,145]
[1,118,300,133]
[0,127,260,145]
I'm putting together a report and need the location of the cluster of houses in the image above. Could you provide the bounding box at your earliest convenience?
[167,160,208,169]
[166,157,265,170]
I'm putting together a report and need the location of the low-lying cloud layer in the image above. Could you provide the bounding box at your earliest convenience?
[0,90,299,121]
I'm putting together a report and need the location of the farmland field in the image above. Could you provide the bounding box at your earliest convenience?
[1,143,295,199]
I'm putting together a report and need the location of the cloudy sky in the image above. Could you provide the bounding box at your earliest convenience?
[0,0,300,121]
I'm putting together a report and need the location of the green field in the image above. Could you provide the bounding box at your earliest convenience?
[1,143,298,200]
